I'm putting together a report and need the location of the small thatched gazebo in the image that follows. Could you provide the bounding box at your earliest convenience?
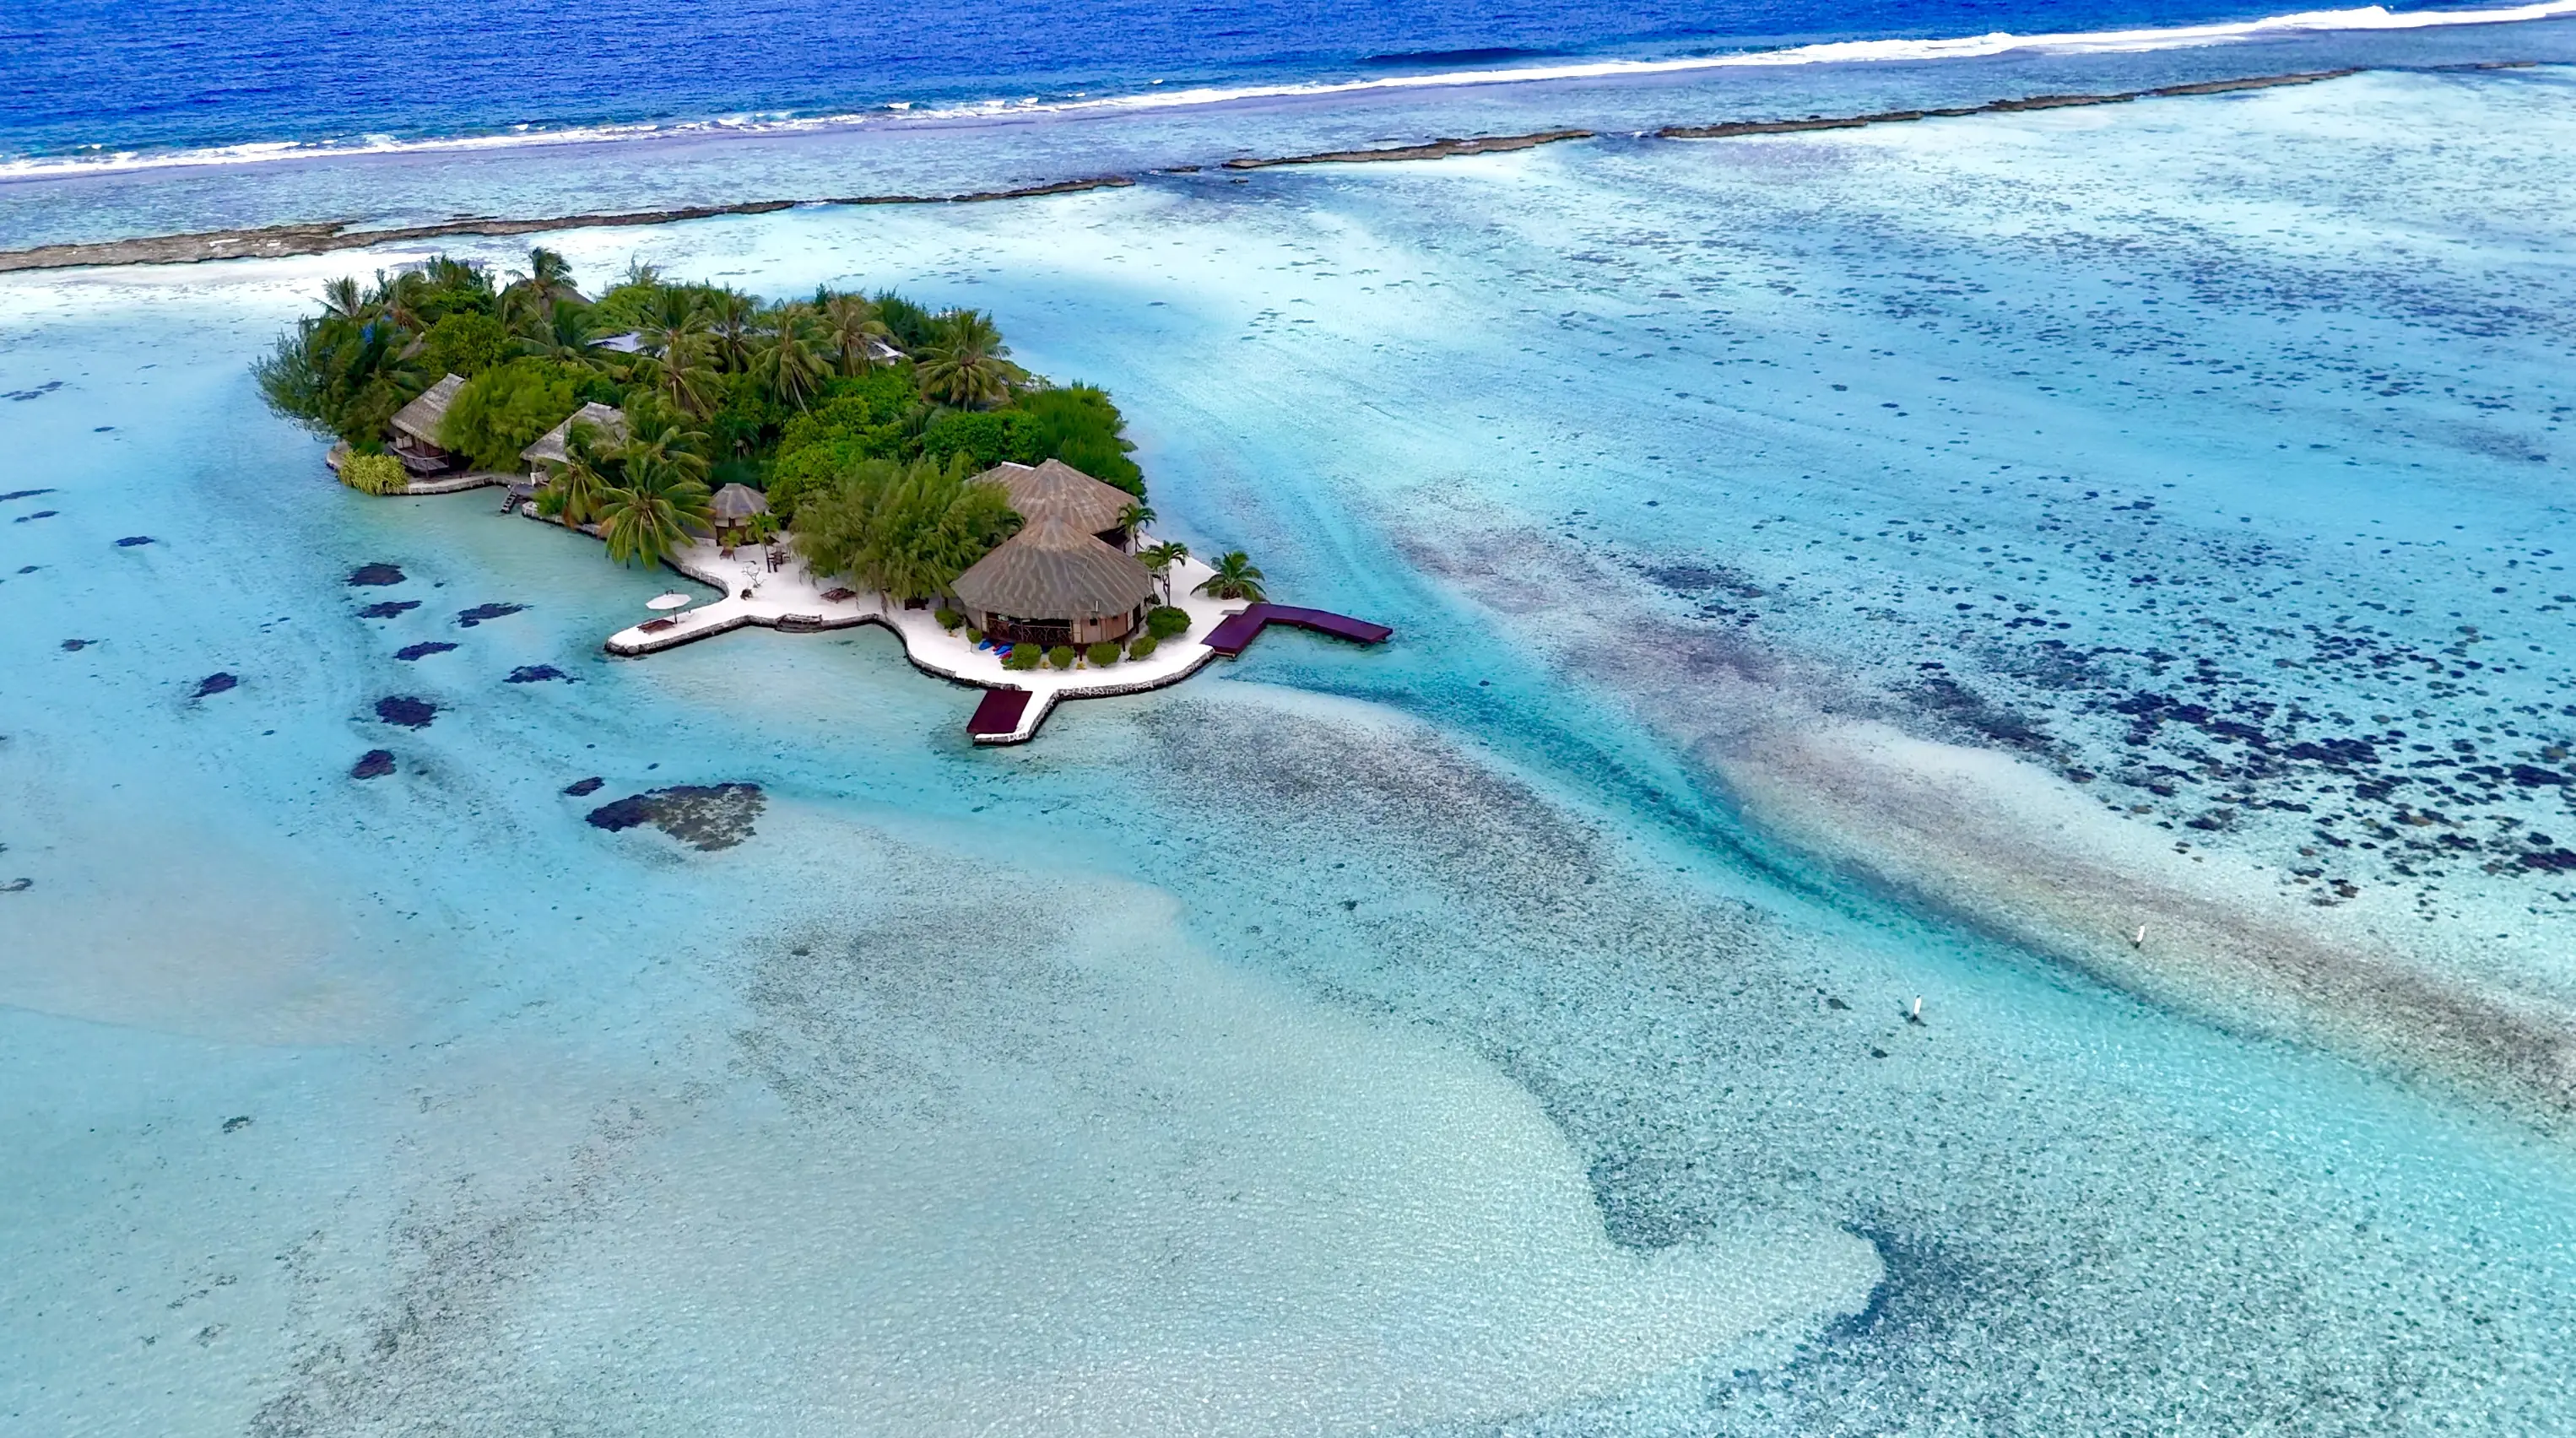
[387,374,467,474]
[709,483,771,548]
[951,513,1155,648]
[976,458,1139,548]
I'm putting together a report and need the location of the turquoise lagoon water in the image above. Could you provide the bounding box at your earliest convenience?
[8,44,2576,1437]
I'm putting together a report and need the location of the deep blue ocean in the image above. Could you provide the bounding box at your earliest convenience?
[0,0,2501,159]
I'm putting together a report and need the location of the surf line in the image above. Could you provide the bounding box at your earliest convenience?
[1658,65,2368,138]
[0,61,2535,275]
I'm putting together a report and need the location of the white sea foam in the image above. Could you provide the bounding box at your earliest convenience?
[2,1,2567,182]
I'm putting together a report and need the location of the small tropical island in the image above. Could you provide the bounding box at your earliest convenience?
[255,248,1388,740]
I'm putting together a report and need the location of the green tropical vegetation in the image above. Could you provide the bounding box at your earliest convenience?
[1194,551,1267,603]
[254,249,1150,583]
[338,451,408,495]
[792,455,1019,603]
[1139,540,1190,603]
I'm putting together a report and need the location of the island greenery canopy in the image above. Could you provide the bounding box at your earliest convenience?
[255,247,1148,592]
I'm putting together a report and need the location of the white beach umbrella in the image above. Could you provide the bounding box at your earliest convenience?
[647,592,695,614]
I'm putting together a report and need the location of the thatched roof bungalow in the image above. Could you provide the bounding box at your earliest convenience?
[387,374,466,473]
[951,513,1155,647]
[519,402,626,476]
[976,458,1138,547]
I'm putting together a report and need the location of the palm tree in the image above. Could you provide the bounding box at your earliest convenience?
[517,247,578,301]
[367,268,430,334]
[599,471,713,570]
[1194,550,1265,603]
[553,453,611,530]
[650,332,722,418]
[598,433,714,570]
[637,287,707,361]
[1117,500,1156,550]
[915,309,1018,408]
[755,304,831,412]
[494,255,571,334]
[517,298,599,365]
[322,276,366,320]
[620,409,712,488]
[422,255,490,297]
[820,294,896,376]
[705,289,760,373]
[1139,540,1189,603]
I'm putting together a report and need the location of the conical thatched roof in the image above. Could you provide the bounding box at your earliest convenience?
[977,457,1135,536]
[389,374,466,444]
[952,514,1154,621]
[710,483,769,521]
[518,402,627,468]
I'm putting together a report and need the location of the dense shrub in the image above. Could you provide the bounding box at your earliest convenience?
[920,408,1036,472]
[1126,633,1159,661]
[440,359,583,471]
[965,626,984,645]
[254,315,423,446]
[1002,645,1041,672]
[936,607,964,631]
[1145,606,1191,641]
[870,292,940,352]
[421,312,511,378]
[1047,645,1077,670]
[1016,384,1142,494]
[1086,641,1120,667]
[339,451,409,495]
[765,437,870,526]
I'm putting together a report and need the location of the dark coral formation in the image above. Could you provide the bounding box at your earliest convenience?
[583,783,764,851]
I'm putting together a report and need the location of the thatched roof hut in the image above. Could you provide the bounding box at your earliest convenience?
[387,374,467,470]
[977,458,1136,540]
[710,483,769,522]
[390,374,464,444]
[519,402,627,471]
[952,514,1155,646]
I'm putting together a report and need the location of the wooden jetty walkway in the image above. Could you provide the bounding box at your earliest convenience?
[1202,603,1394,657]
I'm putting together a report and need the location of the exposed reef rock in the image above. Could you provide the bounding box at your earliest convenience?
[374,695,436,728]
[584,783,765,851]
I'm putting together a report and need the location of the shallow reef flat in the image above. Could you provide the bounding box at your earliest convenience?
[5,57,2576,1438]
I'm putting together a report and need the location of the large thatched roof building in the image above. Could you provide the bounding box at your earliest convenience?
[387,374,466,473]
[977,458,1137,546]
[519,402,626,474]
[951,513,1155,647]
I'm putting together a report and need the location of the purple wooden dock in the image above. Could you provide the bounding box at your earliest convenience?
[1202,603,1394,657]
[966,688,1031,740]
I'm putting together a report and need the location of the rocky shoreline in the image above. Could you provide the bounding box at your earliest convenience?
[0,179,1133,274]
